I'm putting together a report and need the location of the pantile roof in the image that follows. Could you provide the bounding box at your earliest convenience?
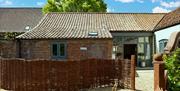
[0,8,43,32]
[154,7,180,31]
[17,12,165,39]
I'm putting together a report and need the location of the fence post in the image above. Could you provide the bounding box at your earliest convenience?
[153,53,165,91]
[131,55,135,90]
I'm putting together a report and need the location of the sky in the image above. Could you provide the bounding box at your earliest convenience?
[0,0,179,13]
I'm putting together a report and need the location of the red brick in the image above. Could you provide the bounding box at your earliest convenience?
[20,39,113,60]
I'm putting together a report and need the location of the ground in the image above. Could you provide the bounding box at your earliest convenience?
[135,70,154,91]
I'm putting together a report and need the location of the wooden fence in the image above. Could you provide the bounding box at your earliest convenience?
[0,58,132,91]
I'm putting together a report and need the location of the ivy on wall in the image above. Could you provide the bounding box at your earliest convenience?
[4,32,22,40]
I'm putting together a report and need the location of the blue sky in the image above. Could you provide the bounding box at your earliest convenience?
[0,0,179,13]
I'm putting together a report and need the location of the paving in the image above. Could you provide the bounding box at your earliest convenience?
[118,70,154,91]
[135,70,154,91]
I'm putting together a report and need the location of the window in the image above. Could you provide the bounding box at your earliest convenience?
[159,43,163,53]
[51,42,66,58]
[113,36,123,45]
[145,37,149,43]
[159,39,168,53]
[164,42,167,47]
[138,37,144,43]
[52,44,58,56]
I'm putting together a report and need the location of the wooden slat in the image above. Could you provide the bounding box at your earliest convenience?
[0,58,132,91]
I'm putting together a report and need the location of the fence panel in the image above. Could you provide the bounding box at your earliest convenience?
[0,58,132,91]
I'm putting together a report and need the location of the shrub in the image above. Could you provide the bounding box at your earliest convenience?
[163,48,180,91]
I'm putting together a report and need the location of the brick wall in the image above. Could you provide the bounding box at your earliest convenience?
[67,39,112,60]
[0,40,17,58]
[20,40,51,59]
[20,39,112,60]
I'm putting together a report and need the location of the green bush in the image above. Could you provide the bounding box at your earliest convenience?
[163,48,180,91]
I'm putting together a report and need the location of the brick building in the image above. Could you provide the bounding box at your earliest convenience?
[1,7,179,66]
[16,13,113,60]
[0,8,43,58]
[17,12,164,65]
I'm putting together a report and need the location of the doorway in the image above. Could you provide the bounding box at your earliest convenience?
[124,44,137,59]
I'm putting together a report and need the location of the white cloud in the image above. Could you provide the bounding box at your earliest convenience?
[107,8,115,12]
[152,6,171,13]
[152,0,159,3]
[115,0,135,3]
[115,0,144,3]
[137,0,144,3]
[0,0,13,6]
[160,1,180,8]
[36,2,45,6]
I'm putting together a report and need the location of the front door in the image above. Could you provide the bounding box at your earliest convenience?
[124,44,137,59]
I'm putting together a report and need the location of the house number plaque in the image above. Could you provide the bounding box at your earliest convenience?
[80,47,87,51]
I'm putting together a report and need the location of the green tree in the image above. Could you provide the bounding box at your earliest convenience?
[42,0,107,14]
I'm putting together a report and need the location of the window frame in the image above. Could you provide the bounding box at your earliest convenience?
[51,42,67,59]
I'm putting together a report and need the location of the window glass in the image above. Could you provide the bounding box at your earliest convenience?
[164,42,167,47]
[113,36,123,45]
[145,37,149,43]
[145,44,150,60]
[159,43,164,53]
[138,37,144,43]
[52,44,58,56]
[138,43,144,53]
[59,43,65,56]
[52,42,66,58]
[124,37,137,42]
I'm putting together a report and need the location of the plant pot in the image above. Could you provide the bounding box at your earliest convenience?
[141,61,146,67]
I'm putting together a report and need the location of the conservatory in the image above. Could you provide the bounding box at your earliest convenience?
[111,32,155,67]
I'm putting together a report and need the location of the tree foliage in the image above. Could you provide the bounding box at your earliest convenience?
[42,0,107,14]
[163,48,180,91]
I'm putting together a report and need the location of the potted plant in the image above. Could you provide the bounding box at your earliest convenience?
[138,53,145,67]
[141,59,146,67]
